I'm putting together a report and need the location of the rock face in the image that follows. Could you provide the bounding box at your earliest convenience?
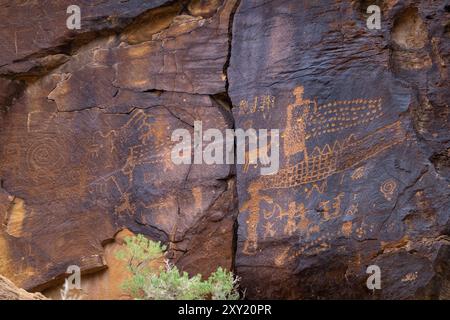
[0,275,48,300]
[43,229,165,300]
[228,0,450,299]
[0,0,449,300]
[0,0,238,295]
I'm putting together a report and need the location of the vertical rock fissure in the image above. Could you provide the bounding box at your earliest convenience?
[222,0,241,274]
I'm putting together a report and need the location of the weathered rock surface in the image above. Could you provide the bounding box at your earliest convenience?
[0,0,170,72]
[0,0,238,295]
[229,0,449,299]
[43,229,165,300]
[0,274,48,300]
[0,0,449,300]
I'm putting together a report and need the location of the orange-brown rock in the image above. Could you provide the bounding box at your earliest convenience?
[0,0,238,294]
[229,0,449,299]
[43,229,165,300]
[0,275,48,300]
[1,0,449,301]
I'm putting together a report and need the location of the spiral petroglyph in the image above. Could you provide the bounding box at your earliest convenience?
[380,179,398,201]
[26,138,65,173]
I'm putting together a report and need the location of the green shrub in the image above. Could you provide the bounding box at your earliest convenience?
[116,234,240,300]
[115,234,166,297]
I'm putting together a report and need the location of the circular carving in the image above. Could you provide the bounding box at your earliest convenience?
[380,179,397,201]
[26,138,65,172]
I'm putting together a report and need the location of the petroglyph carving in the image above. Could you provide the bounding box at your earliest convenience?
[243,142,271,173]
[242,197,346,254]
[115,193,135,215]
[380,179,397,201]
[86,109,174,193]
[319,193,344,221]
[260,121,405,190]
[240,181,273,255]
[283,86,313,160]
[241,187,363,255]
[310,98,383,138]
[283,86,383,161]
[345,203,358,216]
[283,202,300,236]
[240,87,406,256]
[238,95,275,116]
[26,138,65,173]
[351,166,366,180]
[263,221,276,239]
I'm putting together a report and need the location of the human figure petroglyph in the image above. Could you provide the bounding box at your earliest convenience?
[247,86,394,197]
[239,187,366,256]
[241,181,273,255]
[283,86,312,162]
[284,202,300,236]
[263,221,276,239]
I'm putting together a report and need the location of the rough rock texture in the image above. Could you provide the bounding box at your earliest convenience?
[229,0,449,299]
[43,229,165,300]
[0,274,48,300]
[0,0,238,295]
[0,0,449,300]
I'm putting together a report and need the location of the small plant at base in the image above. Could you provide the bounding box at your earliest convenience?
[208,267,240,300]
[115,234,166,297]
[116,234,240,300]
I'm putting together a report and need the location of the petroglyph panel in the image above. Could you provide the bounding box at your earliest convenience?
[230,8,449,297]
[0,0,240,293]
[0,94,235,289]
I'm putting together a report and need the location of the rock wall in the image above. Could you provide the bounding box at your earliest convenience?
[228,0,450,299]
[0,0,449,299]
[0,0,239,295]
[0,275,48,300]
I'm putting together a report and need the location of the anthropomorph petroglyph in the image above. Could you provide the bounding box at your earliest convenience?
[283,86,313,161]
[240,181,273,255]
[240,86,407,255]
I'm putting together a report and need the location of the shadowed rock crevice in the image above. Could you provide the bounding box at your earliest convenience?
[430,148,450,180]
[390,7,432,72]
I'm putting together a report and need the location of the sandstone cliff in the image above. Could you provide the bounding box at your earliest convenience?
[0,275,47,300]
[0,0,449,299]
